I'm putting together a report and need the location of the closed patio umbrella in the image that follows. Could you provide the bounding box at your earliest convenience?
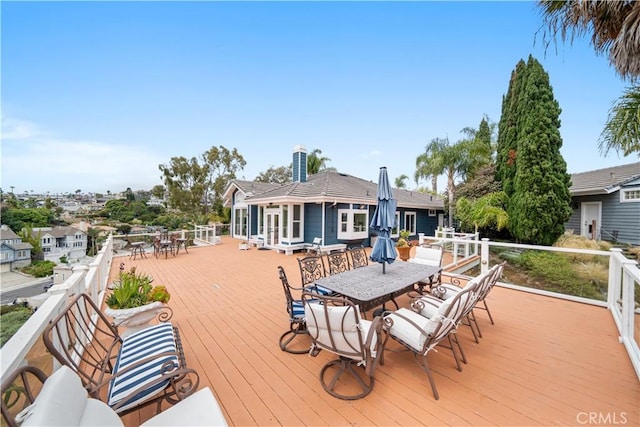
[369,167,397,274]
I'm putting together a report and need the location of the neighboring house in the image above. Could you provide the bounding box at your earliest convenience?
[0,225,33,273]
[223,145,445,253]
[566,161,640,245]
[32,226,88,262]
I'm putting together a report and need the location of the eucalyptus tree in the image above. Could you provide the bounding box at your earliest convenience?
[538,0,640,157]
[159,145,245,217]
[255,165,292,184]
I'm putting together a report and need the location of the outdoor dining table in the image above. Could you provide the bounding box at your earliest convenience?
[314,262,441,314]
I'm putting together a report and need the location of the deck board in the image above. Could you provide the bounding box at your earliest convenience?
[114,237,639,426]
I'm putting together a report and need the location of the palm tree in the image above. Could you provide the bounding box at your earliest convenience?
[599,85,640,156]
[307,149,331,175]
[538,0,640,157]
[394,174,409,189]
[415,138,446,193]
[415,138,481,226]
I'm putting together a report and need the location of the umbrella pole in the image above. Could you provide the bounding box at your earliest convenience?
[383,262,386,274]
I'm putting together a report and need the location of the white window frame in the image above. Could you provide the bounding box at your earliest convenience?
[280,203,304,243]
[404,212,417,235]
[620,186,640,203]
[428,209,436,217]
[337,208,369,240]
[390,212,400,238]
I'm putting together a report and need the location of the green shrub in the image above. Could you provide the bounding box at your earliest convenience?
[1,306,33,347]
[20,260,56,278]
[517,250,603,300]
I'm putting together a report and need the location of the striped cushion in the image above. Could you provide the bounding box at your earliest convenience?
[292,300,305,319]
[303,284,334,296]
[108,323,178,413]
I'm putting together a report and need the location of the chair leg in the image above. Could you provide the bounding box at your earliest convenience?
[448,333,467,367]
[465,313,480,343]
[415,354,439,400]
[483,300,495,325]
[469,309,482,339]
[319,357,373,400]
[279,322,310,354]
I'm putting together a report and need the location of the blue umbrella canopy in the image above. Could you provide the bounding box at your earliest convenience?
[370,167,397,273]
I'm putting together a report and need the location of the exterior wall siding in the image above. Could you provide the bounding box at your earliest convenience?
[568,192,640,245]
[304,204,324,244]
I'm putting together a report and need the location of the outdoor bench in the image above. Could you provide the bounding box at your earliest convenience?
[43,293,200,417]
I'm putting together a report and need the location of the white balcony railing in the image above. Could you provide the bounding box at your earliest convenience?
[0,235,114,377]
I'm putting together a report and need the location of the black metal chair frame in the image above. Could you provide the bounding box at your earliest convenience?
[277,266,311,354]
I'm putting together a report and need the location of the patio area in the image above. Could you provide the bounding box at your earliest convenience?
[112,236,639,426]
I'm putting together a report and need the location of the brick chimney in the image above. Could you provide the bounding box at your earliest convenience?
[292,145,307,183]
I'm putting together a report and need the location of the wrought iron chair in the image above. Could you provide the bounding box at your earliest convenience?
[409,244,444,294]
[277,265,312,354]
[383,279,481,399]
[42,293,198,416]
[432,262,505,338]
[348,245,369,269]
[302,292,385,400]
[297,254,333,296]
[325,249,351,275]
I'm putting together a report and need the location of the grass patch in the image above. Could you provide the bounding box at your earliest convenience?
[1,305,34,347]
[20,260,56,278]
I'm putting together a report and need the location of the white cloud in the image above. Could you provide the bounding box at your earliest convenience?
[369,149,381,156]
[1,119,165,193]
[1,117,40,140]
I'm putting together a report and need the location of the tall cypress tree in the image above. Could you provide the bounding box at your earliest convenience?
[507,55,572,245]
[496,59,527,198]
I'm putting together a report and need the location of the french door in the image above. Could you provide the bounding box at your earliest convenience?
[266,211,280,247]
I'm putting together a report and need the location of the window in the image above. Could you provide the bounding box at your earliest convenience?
[404,212,416,235]
[621,187,640,203]
[391,212,400,237]
[282,205,288,239]
[428,209,436,216]
[234,207,248,237]
[258,206,264,235]
[337,209,369,240]
[292,205,301,239]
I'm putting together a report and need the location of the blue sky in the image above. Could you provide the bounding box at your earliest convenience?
[1,1,634,196]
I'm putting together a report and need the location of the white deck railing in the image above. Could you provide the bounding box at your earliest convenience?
[0,235,114,377]
[1,232,638,381]
[433,235,640,380]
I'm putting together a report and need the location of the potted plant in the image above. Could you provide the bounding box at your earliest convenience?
[396,229,412,261]
[105,266,171,337]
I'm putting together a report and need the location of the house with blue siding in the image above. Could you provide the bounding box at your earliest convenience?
[223,146,445,253]
[566,161,640,245]
[0,225,33,273]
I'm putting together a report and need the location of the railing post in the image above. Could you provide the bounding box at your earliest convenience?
[607,248,623,309]
[481,238,490,274]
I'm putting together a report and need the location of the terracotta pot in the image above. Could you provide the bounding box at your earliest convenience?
[397,246,411,261]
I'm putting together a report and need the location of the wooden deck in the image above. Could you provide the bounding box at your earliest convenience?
[115,237,639,426]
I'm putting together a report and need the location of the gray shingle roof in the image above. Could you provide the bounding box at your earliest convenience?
[0,225,20,241]
[570,162,640,195]
[239,171,444,209]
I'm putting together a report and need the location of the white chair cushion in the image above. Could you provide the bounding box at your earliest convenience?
[141,387,228,426]
[305,302,366,361]
[409,246,441,266]
[18,365,123,427]
[108,322,179,412]
[414,295,453,319]
[386,308,439,353]
[358,319,379,358]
